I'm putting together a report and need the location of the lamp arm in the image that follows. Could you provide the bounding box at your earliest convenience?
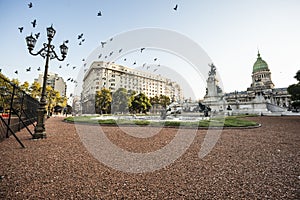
[28,47,46,57]
[52,49,65,61]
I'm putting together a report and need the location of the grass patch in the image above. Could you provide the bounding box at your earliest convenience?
[65,115,258,128]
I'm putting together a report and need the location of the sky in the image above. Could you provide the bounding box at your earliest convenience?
[0,0,299,101]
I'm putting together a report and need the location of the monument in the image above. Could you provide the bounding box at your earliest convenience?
[203,64,226,112]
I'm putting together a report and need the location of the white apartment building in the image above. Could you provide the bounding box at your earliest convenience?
[82,61,183,113]
[35,72,67,97]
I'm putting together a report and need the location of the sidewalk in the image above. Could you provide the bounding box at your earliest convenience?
[0,116,299,199]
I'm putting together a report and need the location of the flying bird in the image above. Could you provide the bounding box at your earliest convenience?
[119,48,123,53]
[133,61,136,65]
[101,41,106,48]
[79,42,82,45]
[26,67,31,72]
[110,37,113,41]
[31,19,37,28]
[124,58,127,61]
[18,27,24,33]
[98,54,102,59]
[28,2,33,8]
[97,11,102,16]
[78,33,83,40]
[81,39,85,42]
[64,40,69,44]
[73,66,76,69]
[153,69,158,72]
[142,63,146,68]
[35,32,40,39]
[173,4,178,11]
[82,58,85,61]
[67,78,71,81]
[59,65,62,68]
[154,58,157,61]
[109,51,113,56]
[37,67,41,71]
[15,70,18,74]
[140,48,145,53]
[66,63,70,66]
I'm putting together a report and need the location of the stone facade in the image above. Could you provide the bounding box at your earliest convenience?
[81,61,183,114]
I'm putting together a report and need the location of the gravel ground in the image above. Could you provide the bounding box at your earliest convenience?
[0,116,299,199]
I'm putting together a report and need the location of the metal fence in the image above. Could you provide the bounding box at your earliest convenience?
[0,75,39,147]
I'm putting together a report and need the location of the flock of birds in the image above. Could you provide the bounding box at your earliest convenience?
[5,2,180,88]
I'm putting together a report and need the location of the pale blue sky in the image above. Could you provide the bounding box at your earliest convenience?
[0,0,299,100]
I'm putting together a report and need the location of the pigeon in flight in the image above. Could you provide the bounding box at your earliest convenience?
[31,19,37,28]
[124,58,127,61]
[119,48,123,53]
[15,70,18,74]
[97,11,102,16]
[98,54,102,59]
[64,40,69,44]
[153,69,158,72]
[18,27,24,33]
[79,42,82,45]
[109,51,113,56]
[26,67,31,72]
[142,63,146,68]
[37,67,41,71]
[133,61,136,65]
[28,2,33,8]
[154,58,158,61]
[174,4,178,11]
[73,66,76,69]
[59,65,62,68]
[35,32,40,39]
[82,58,85,61]
[110,37,113,41]
[78,33,83,40]
[101,41,106,48]
[67,78,71,81]
[140,48,145,53]
[66,63,70,66]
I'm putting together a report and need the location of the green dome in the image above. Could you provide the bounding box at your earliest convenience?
[253,51,269,73]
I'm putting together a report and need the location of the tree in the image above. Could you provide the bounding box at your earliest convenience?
[29,81,41,99]
[11,78,20,86]
[20,81,30,93]
[129,92,152,114]
[111,88,129,114]
[159,94,171,109]
[294,70,300,82]
[95,88,112,114]
[287,70,300,111]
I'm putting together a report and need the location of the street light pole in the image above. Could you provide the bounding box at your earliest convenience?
[25,25,68,139]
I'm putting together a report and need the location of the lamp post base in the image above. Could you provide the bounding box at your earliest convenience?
[33,106,47,139]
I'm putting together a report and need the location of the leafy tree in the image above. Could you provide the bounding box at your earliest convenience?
[11,78,20,86]
[159,94,171,108]
[287,70,300,110]
[294,70,300,82]
[111,88,129,114]
[20,81,30,93]
[95,88,112,114]
[129,92,152,114]
[29,81,41,99]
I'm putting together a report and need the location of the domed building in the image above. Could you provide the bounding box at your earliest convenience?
[223,51,291,114]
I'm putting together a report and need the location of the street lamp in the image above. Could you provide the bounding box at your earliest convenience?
[25,25,68,139]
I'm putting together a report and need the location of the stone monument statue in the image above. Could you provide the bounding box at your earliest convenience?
[203,63,226,112]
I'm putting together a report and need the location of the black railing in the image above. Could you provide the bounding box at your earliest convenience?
[0,74,39,147]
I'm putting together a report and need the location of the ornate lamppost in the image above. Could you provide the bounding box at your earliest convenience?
[25,25,68,139]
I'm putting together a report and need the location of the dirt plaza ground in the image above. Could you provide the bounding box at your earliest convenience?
[0,116,299,199]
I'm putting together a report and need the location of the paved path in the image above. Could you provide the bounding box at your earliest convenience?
[0,116,299,199]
